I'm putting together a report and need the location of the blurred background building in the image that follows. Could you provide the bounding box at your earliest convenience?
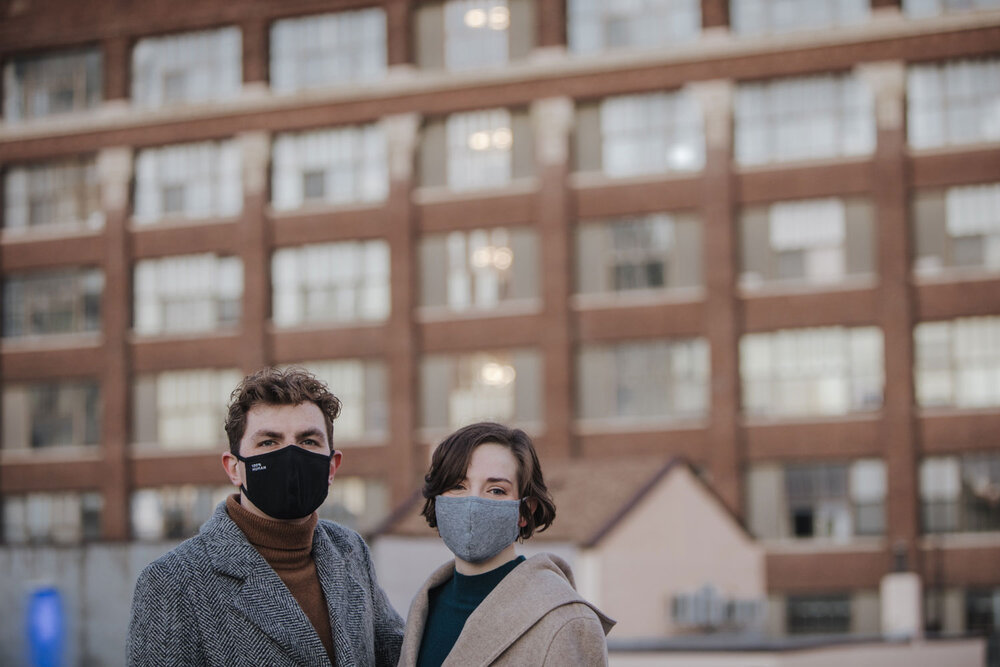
[0,0,999,663]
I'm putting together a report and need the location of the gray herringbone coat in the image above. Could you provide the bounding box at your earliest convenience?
[127,501,403,667]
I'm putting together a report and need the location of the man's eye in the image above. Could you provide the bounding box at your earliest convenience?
[259,439,278,447]
[302,438,319,447]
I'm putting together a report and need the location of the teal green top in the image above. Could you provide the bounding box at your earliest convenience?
[416,556,525,667]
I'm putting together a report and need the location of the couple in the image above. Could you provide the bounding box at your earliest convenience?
[127,367,614,666]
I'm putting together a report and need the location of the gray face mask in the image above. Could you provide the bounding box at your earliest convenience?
[435,495,521,564]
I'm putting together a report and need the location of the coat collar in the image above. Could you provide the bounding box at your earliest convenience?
[400,553,614,667]
[201,501,362,667]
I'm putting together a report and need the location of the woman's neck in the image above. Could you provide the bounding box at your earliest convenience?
[454,542,519,576]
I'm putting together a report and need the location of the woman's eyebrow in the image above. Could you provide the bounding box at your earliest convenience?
[486,477,513,484]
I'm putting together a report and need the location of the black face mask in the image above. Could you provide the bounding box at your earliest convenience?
[236,445,333,520]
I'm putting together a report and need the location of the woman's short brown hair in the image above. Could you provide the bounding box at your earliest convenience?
[420,422,556,540]
[224,367,342,454]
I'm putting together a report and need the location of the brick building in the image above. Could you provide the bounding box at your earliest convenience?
[1,0,999,638]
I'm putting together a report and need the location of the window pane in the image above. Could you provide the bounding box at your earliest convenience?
[735,73,875,166]
[132,27,241,108]
[3,492,102,545]
[567,0,701,54]
[272,240,391,327]
[787,594,852,634]
[270,8,386,93]
[3,48,102,121]
[420,350,542,430]
[444,0,511,71]
[914,317,1000,409]
[292,359,389,443]
[741,326,884,417]
[3,156,104,234]
[134,141,242,223]
[133,254,243,335]
[907,59,1000,149]
[445,109,514,191]
[577,338,710,422]
[731,0,869,36]
[318,476,390,533]
[131,369,240,450]
[2,381,101,449]
[600,91,705,177]
[131,485,232,541]
[272,125,388,210]
[2,268,103,338]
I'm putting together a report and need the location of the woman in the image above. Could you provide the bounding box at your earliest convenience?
[398,422,614,666]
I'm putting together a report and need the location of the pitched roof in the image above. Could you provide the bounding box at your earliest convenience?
[373,456,740,547]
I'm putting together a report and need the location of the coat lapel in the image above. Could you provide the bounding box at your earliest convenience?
[398,561,456,667]
[442,556,587,667]
[204,505,330,666]
[312,524,369,667]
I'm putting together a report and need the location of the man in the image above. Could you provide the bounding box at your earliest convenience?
[127,367,403,666]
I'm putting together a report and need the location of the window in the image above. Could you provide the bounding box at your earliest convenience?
[318,477,390,533]
[272,125,387,210]
[447,109,513,191]
[2,268,103,338]
[584,91,704,177]
[735,73,874,166]
[2,47,102,122]
[741,326,884,417]
[577,339,710,422]
[132,27,241,108]
[577,213,702,295]
[921,454,1000,533]
[740,198,875,288]
[730,0,869,36]
[904,0,1000,18]
[133,140,242,223]
[913,183,1000,275]
[420,227,539,313]
[131,485,232,541]
[272,240,390,327]
[133,254,242,335]
[420,108,533,190]
[747,460,886,540]
[3,157,103,234]
[2,380,101,450]
[420,350,542,430]
[966,589,1000,634]
[3,492,102,544]
[908,59,1000,150]
[270,9,386,94]
[132,369,241,450]
[415,0,533,71]
[915,316,1000,409]
[296,360,388,442]
[567,0,700,54]
[787,594,851,634]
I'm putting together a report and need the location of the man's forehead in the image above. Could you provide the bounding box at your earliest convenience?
[244,402,328,432]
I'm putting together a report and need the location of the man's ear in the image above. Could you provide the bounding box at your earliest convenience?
[328,450,343,484]
[222,452,241,487]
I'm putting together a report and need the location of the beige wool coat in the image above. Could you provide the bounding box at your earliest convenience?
[398,553,615,667]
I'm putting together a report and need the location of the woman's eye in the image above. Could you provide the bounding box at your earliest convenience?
[488,488,507,496]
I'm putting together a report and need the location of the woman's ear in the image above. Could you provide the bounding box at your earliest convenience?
[519,497,539,527]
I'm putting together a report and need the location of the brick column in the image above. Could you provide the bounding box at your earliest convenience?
[102,36,130,103]
[97,147,133,541]
[531,97,575,460]
[536,0,567,48]
[689,79,743,516]
[386,0,414,67]
[382,112,421,503]
[241,17,269,94]
[859,61,919,571]
[702,0,730,30]
[238,131,271,373]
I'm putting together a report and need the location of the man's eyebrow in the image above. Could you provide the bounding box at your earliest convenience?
[295,428,325,439]
[250,429,285,440]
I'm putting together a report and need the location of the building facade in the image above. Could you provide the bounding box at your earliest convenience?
[1,0,999,640]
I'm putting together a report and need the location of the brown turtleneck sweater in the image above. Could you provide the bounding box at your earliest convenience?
[226,494,334,661]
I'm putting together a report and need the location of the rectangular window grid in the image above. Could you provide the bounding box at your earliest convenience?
[133,140,242,223]
[272,241,390,327]
[2,47,102,121]
[131,27,241,108]
[567,0,700,54]
[133,254,242,335]
[2,268,103,338]
[3,156,104,233]
[600,91,705,177]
